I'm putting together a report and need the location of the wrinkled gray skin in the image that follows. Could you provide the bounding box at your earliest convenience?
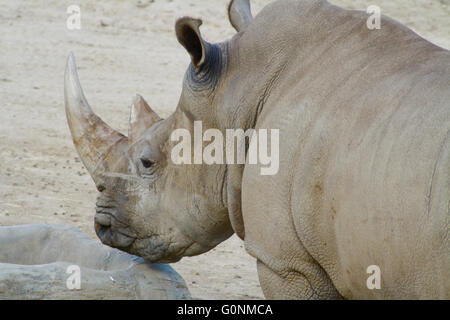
[65,0,449,299]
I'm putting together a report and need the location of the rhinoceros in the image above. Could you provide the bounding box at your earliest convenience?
[64,0,449,299]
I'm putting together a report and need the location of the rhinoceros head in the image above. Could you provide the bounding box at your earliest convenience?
[64,0,253,263]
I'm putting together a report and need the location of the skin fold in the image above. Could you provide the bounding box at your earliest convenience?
[65,0,449,299]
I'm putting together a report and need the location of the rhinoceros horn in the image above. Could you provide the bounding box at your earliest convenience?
[64,53,127,181]
[128,94,161,144]
[228,0,253,32]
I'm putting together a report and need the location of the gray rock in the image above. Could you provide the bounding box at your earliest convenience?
[0,224,191,300]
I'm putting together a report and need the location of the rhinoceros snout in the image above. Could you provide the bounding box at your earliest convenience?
[94,221,136,250]
[94,210,136,249]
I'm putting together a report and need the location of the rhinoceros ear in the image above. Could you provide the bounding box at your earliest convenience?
[128,94,161,143]
[228,0,253,32]
[175,17,207,68]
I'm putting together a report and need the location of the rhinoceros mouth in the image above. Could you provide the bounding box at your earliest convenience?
[94,210,136,250]
[94,207,198,264]
[94,210,181,263]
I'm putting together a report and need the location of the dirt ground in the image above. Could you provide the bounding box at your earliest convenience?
[0,0,448,300]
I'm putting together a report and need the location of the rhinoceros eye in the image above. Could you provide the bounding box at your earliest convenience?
[140,158,154,169]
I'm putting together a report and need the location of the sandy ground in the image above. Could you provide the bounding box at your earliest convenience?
[0,0,448,300]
